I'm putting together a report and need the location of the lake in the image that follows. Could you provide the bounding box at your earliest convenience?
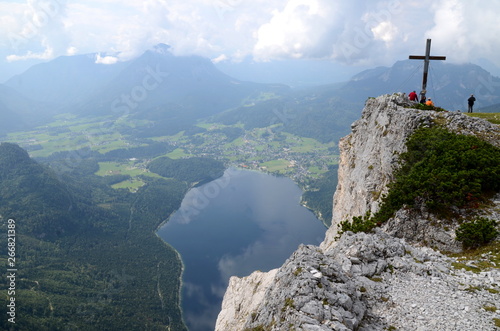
[157,167,327,331]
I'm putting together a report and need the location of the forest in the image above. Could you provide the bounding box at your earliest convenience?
[148,156,225,183]
[0,142,231,330]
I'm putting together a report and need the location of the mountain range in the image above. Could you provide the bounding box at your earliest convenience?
[1,44,289,136]
[335,60,500,111]
[1,44,500,138]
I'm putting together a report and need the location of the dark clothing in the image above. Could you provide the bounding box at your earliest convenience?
[468,96,476,113]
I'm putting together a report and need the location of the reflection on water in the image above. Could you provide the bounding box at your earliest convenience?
[157,168,326,331]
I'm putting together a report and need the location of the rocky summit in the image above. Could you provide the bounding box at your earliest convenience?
[215,93,500,331]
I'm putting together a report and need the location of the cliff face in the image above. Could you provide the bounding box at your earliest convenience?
[215,94,500,331]
[216,269,278,331]
[322,93,500,252]
[321,94,426,250]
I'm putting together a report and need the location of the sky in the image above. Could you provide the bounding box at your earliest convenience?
[1,0,500,84]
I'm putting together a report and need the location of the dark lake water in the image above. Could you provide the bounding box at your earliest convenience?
[157,168,327,331]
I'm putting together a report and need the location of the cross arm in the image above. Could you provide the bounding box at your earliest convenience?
[409,55,447,60]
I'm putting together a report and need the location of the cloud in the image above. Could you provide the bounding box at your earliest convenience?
[6,40,54,62]
[66,46,78,55]
[253,0,342,61]
[371,21,399,43]
[95,53,118,64]
[1,0,500,73]
[212,54,228,63]
[252,0,412,64]
[3,0,69,62]
[427,0,500,66]
[251,0,500,68]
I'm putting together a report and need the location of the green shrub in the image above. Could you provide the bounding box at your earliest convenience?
[407,103,446,112]
[374,127,500,224]
[339,211,376,234]
[456,218,499,249]
[339,127,500,235]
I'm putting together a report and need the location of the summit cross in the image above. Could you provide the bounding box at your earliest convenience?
[409,39,446,101]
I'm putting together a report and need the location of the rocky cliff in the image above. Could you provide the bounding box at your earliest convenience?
[215,94,500,331]
[322,93,500,253]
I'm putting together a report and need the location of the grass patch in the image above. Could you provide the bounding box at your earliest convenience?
[96,162,139,176]
[163,148,191,160]
[466,112,500,125]
[282,297,295,312]
[5,115,137,157]
[483,305,497,312]
[451,262,481,273]
[308,166,327,176]
[448,240,500,270]
[111,178,145,192]
[464,285,482,293]
[260,159,290,173]
[150,131,187,143]
[96,161,161,183]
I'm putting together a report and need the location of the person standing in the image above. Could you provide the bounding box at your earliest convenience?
[468,94,476,113]
[408,90,418,102]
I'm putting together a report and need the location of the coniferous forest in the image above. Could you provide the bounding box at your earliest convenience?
[0,142,191,330]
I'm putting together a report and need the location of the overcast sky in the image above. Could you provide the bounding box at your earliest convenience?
[1,0,500,82]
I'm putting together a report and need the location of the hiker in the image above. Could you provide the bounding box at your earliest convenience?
[408,91,418,102]
[425,98,434,106]
[468,94,476,113]
[420,95,426,104]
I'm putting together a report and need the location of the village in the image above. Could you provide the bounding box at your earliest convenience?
[165,123,339,184]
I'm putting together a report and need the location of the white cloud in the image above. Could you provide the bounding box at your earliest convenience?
[212,54,228,63]
[371,21,399,43]
[1,0,500,73]
[427,0,500,66]
[66,46,78,55]
[6,42,54,62]
[253,0,341,61]
[95,53,118,64]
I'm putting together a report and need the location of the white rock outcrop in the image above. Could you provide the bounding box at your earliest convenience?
[216,269,278,331]
[215,94,500,331]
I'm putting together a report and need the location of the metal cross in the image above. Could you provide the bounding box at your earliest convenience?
[409,39,446,101]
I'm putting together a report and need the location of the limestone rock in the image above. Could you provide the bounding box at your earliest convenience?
[217,231,500,331]
[215,269,278,331]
